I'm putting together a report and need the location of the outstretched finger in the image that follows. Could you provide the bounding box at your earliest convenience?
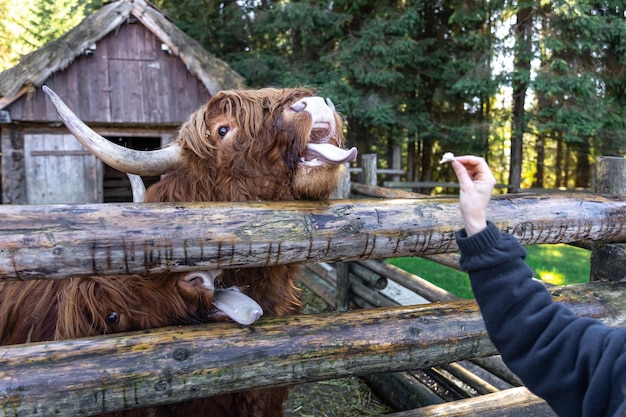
[454,156,495,184]
[451,159,475,190]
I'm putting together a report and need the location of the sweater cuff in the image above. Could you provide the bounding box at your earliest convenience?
[456,221,501,256]
[456,221,527,272]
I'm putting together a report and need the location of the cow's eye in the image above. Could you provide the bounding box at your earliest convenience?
[217,126,229,137]
[107,312,120,325]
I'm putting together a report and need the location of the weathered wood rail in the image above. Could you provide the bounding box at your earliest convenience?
[2,193,626,280]
[0,281,625,416]
[386,386,555,417]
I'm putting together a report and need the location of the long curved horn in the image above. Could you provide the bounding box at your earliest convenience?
[42,86,180,176]
[127,173,146,202]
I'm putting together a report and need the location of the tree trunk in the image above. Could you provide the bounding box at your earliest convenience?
[555,135,564,187]
[574,138,591,188]
[564,141,571,187]
[407,139,417,182]
[533,133,545,188]
[509,5,534,192]
[420,136,433,194]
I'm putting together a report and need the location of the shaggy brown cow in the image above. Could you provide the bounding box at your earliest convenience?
[0,271,224,344]
[0,269,267,417]
[3,86,357,417]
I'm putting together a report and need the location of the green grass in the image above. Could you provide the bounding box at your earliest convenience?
[387,256,475,299]
[387,244,591,299]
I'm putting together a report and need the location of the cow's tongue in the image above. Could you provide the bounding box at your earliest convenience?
[306,143,358,164]
[214,287,263,325]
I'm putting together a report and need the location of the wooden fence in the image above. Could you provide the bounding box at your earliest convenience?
[0,157,625,416]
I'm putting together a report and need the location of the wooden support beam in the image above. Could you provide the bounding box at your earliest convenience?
[363,372,445,410]
[385,386,556,417]
[360,154,378,186]
[359,259,459,302]
[1,193,626,280]
[0,281,623,416]
[350,182,427,199]
[335,262,351,312]
[349,262,388,289]
[591,156,626,282]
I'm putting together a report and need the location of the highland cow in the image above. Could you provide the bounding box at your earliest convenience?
[0,86,357,416]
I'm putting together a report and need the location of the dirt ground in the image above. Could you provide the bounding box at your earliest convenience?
[282,284,394,417]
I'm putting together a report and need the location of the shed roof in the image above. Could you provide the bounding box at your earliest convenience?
[0,0,246,110]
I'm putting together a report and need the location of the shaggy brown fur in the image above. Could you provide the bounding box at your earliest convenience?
[0,88,349,416]
[0,273,214,345]
[146,88,345,203]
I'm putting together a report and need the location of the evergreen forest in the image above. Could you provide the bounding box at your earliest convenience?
[2,0,625,190]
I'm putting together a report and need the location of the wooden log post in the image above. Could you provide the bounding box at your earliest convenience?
[335,262,351,311]
[332,162,352,199]
[306,263,392,308]
[392,145,403,182]
[2,194,626,280]
[361,153,378,186]
[0,281,624,417]
[333,162,353,311]
[591,156,626,282]
[349,262,388,289]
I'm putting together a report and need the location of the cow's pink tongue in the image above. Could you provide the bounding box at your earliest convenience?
[306,143,357,164]
[214,288,263,325]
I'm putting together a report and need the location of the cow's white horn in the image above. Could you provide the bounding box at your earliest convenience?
[42,86,181,176]
[325,97,336,112]
[127,173,146,202]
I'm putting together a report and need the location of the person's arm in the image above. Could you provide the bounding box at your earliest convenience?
[452,156,626,417]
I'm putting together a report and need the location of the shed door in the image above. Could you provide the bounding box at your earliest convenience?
[24,134,103,204]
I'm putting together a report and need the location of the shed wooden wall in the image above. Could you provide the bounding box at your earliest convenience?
[23,133,103,204]
[7,19,211,125]
[1,125,173,204]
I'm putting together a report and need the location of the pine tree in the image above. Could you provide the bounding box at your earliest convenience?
[509,0,534,192]
[21,0,89,49]
[0,0,36,70]
[531,0,626,188]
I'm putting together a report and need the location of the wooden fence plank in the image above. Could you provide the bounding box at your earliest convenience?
[1,193,626,280]
[386,386,556,417]
[0,280,624,417]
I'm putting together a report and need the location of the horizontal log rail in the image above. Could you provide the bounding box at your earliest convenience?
[0,281,624,417]
[350,182,428,199]
[383,181,512,190]
[1,193,626,280]
[386,386,555,417]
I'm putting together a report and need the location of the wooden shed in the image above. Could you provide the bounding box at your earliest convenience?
[0,0,245,204]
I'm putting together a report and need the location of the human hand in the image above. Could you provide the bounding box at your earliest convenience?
[451,155,496,236]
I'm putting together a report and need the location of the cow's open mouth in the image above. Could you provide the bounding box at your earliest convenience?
[301,142,358,167]
[212,286,263,325]
[288,96,357,167]
[183,271,263,325]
